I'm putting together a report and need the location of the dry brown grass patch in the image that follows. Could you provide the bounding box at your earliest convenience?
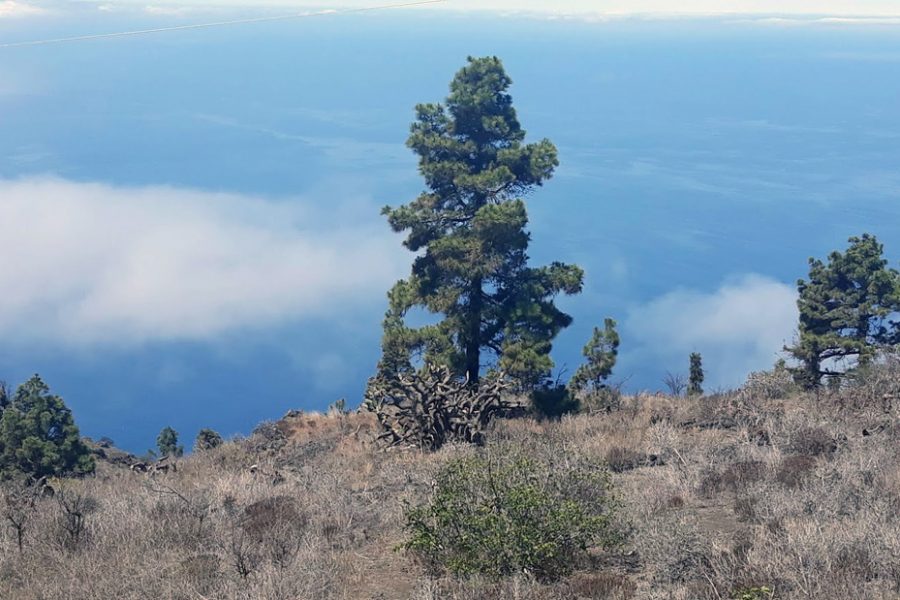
[1,377,898,599]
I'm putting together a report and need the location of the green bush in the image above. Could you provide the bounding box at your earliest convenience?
[194,428,224,452]
[402,443,622,582]
[531,384,580,420]
[732,586,774,600]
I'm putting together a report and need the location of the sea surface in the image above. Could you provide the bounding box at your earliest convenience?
[2,9,899,450]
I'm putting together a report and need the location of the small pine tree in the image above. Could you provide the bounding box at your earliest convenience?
[0,375,95,480]
[156,426,183,458]
[194,428,223,452]
[570,318,619,394]
[688,353,704,396]
[373,280,417,383]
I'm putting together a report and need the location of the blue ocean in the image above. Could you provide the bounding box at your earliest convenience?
[1,9,899,450]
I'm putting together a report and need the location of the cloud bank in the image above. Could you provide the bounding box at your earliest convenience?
[434,0,900,19]
[0,1,46,18]
[625,275,798,389]
[13,0,900,20]
[70,0,900,18]
[0,177,406,346]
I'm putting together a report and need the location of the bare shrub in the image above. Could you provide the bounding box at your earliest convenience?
[663,372,687,397]
[605,446,649,473]
[698,461,765,498]
[225,517,261,580]
[241,495,307,568]
[846,351,900,410]
[1,481,38,553]
[580,385,624,414]
[148,482,213,537]
[741,363,796,400]
[54,490,98,550]
[634,511,711,585]
[249,420,288,454]
[733,495,758,523]
[775,455,817,488]
[366,365,515,450]
[788,426,837,457]
[566,571,636,599]
[178,553,220,595]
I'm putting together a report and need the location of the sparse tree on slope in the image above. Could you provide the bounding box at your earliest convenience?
[374,280,418,382]
[688,353,704,397]
[377,56,583,390]
[786,234,900,389]
[0,375,94,480]
[570,318,619,394]
[194,428,223,452]
[156,426,183,458]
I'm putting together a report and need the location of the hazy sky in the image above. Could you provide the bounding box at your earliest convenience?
[422,0,900,17]
[6,0,900,19]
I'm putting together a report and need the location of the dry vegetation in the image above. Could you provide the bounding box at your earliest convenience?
[1,363,899,600]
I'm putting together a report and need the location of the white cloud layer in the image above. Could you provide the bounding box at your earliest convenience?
[437,0,900,18]
[0,1,46,18]
[71,0,900,18]
[0,177,406,346]
[625,275,798,389]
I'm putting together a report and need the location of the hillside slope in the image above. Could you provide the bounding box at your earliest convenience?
[1,368,898,599]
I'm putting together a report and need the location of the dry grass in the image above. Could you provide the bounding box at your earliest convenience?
[1,369,899,599]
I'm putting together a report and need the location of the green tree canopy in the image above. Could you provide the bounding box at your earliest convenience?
[570,318,619,394]
[156,426,183,458]
[786,234,900,389]
[0,375,94,480]
[377,56,583,390]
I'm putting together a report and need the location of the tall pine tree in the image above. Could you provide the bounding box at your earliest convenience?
[787,234,900,388]
[377,56,583,389]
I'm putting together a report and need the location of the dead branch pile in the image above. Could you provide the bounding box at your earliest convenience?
[364,365,516,451]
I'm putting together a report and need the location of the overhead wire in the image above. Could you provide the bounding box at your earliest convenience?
[0,0,445,48]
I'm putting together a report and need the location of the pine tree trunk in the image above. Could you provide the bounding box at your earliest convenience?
[466,276,483,387]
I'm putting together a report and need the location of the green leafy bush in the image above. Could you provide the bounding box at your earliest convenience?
[732,586,774,600]
[531,384,579,420]
[402,443,622,581]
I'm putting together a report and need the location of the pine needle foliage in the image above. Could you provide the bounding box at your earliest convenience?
[688,352,704,397]
[376,56,583,390]
[570,318,619,394]
[0,375,94,480]
[786,234,900,389]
